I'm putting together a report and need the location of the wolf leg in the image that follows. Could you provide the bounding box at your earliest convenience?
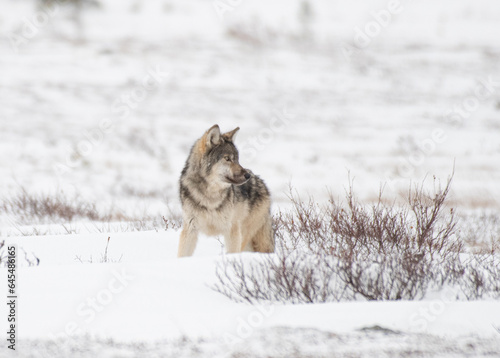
[225,223,243,253]
[178,221,199,257]
[242,239,255,252]
[251,219,274,253]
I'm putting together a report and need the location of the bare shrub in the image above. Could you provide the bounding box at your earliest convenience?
[1,186,182,236]
[459,211,500,254]
[215,251,343,304]
[458,254,500,300]
[215,175,499,303]
[0,241,7,266]
[0,241,40,267]
[1,188,124,224]
[162,216,180,231]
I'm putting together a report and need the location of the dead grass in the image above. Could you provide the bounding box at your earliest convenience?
[75,236,123,264]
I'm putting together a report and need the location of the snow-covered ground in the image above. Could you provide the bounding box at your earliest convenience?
[2,231,500,357]
[1,0,500,356]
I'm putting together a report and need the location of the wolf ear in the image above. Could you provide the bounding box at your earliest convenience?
[222,127,240,142]
[205,124,221,148]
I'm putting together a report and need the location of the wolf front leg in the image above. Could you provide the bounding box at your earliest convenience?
[178,219,199,257]
[224,223,243,254]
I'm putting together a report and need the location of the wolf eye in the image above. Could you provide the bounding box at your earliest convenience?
[224,156,231,162]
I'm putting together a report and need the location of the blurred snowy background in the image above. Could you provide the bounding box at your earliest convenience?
[1,0,500,233]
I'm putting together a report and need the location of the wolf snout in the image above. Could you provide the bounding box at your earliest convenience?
[230,168,251,185]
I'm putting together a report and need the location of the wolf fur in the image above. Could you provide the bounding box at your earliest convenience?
[178,124,274,257]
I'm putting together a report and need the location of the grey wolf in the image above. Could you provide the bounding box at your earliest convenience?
[178,124,274,257]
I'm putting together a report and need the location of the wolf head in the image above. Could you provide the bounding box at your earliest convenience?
[189,124,251,186]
